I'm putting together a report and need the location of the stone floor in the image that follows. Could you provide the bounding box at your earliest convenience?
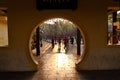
[0,43,120,80]
[33,43,80,80]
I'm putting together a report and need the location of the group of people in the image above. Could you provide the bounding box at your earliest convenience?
[31,36,74,53]
[51,37,74,52]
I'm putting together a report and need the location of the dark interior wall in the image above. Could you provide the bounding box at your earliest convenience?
[0,0,119,71]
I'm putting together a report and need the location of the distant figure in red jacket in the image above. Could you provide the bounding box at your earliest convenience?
[64,37,69,49]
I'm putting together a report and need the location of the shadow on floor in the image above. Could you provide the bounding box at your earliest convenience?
[0,70,120,80]
[0,71,35,80]
[78,70,120,80]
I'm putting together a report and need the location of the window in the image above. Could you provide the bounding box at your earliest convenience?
[108,10,120,45]
[0,8,8,47]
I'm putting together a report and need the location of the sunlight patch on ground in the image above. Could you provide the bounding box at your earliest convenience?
[57,53,68,67]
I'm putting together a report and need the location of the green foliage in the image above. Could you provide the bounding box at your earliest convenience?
[39,18,77,39]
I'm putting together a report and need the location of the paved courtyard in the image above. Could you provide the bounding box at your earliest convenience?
[32,42,80,80]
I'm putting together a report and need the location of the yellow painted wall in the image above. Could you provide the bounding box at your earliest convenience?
[0,0,119,71]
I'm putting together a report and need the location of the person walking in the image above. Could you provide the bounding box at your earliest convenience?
[70,36,74,45]
[64,37,69,52]
[58,38,61,47]
[58,38,61,52]
[51,37,54,49]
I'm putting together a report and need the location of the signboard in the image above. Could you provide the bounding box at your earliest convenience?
[115,0,120,2]
[36,0,78,10]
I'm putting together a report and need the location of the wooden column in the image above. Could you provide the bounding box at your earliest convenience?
[36,27,40,56]
[77,29,81,55]
[112,11,118,44]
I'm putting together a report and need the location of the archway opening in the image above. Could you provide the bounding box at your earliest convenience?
[29,18,85,69]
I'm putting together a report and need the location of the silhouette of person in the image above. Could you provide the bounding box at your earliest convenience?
[51,37,54,49]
